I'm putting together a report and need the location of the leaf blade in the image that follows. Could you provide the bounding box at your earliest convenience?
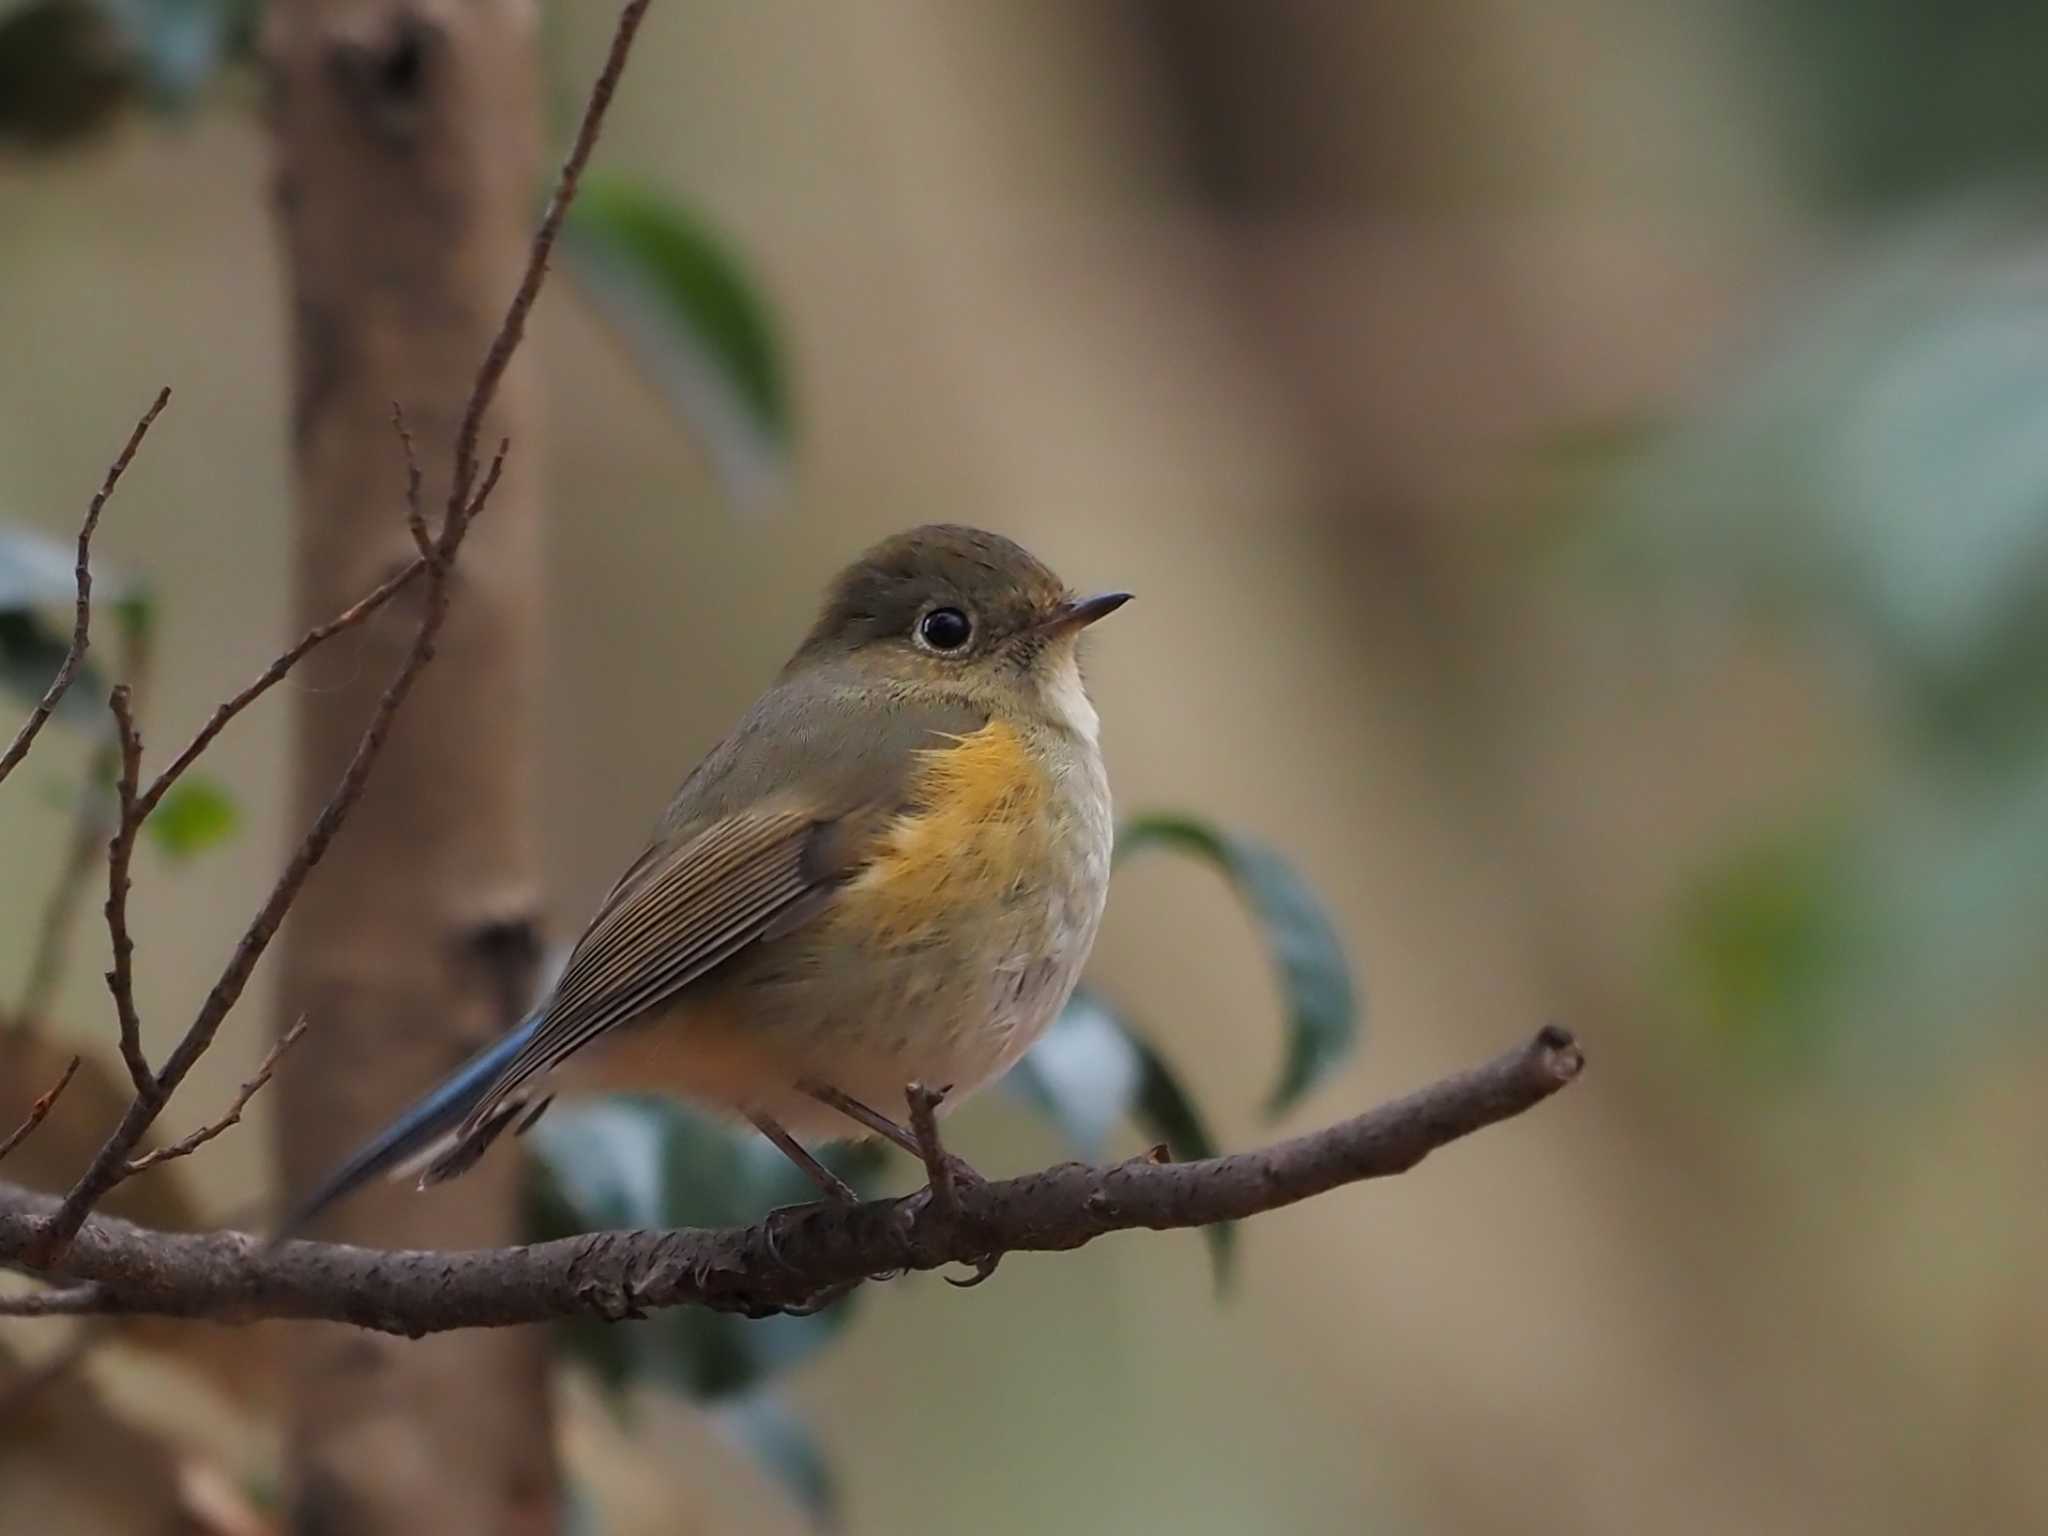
[144,776,240,862]
[1115,812,1360,1116]
[562,177,791,503]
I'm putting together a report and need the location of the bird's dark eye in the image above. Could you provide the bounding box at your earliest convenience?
[917,606,973,652]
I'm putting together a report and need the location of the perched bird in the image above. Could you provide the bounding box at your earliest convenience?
[284,524,1127,1230]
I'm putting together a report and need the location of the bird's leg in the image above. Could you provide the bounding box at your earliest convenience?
[748,1111,859,1204]
[904,1082,1001,1288]
[793,1080,1000,1287]
[798,1079,921,1156]
[748,1114,895,1312]
[798,1078,988,1191]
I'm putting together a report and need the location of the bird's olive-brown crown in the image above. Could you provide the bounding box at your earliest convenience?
[793,524,1075,667]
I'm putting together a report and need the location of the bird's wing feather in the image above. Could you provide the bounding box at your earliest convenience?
[465,803,866,1128]
[463,676,990,1133]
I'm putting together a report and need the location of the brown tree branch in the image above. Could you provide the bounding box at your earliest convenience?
[0,1028,1583,1332]
[0,1284,103,1319]
[0,1056,81,1166]
[21,0,652,1269]
[450,0,650,513]
[12,622,149,1038]
[104,684,151,1097]
[0,388,169,790]
[121,1017,310,1177]
[132,556,426,824]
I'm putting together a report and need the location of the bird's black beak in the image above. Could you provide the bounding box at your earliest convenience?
[1042,591,1133,636]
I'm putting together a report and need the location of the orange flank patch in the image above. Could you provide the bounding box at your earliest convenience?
[837,719,1049,947]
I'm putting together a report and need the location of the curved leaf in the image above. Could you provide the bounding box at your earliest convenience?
[524,1096,884,1403]
[1128,1023,1235,1290]
[1005,988,1142,1157]
[1115,812,1359,1116]
[1012,989,1234,1290]
[562,177,791,504]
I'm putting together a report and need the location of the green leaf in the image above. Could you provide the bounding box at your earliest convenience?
[562,177,791,503]
[1011,989,1234,1290]
[0,3,132,148]
[144,776,240,861]
[1128,1025,1235,1290]
[524,1097,884,1402]
[1005,989,1142,1157]
[1115,813,1359,1115]
[716,1393,840,1532]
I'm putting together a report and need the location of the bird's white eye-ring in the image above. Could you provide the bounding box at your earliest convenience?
[915,605,973,652]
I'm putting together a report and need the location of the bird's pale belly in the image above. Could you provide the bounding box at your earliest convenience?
[568,718,1113,1140]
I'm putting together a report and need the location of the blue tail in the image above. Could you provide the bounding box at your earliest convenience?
[275,1011,543,1239]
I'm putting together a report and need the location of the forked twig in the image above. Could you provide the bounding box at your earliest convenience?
[22,0,655,1270]
[122,1018,310,1177]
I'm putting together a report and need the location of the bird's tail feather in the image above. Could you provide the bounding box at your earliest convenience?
[273,1011,544,1239]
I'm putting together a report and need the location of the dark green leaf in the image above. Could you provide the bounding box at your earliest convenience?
[563,177,791,502]
[144,775,240,861]
[1005,989,1141,1157]
[1116,813,1359,1116]
[524,1096,884,1402]
[1011,989,1234,1291]
[0,3,131,148]
[1129,1026,1235,1290]
[717,1392,840,1532]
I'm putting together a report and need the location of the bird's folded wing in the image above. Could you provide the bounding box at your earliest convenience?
[462,802,870,1130]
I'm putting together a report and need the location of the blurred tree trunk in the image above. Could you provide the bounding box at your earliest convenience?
[266,3,555,1532]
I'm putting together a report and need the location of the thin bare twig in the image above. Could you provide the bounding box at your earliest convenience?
[14,623,148,1037]
[132,556,426,824]
[0,1028,1586,1332]
[122,1018,310,1177]
[390,404,433,561]
[0,1057,81,1166]
[25,0,654,1269]
[103,685,152,1098]
[0,1284,103,1318]
[450,0,651,515]
[0,388,169,790]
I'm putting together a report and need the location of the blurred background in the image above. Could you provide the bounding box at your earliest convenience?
[6,1,2048,1532]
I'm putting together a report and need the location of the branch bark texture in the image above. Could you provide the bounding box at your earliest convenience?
[0,1028,1582,1331]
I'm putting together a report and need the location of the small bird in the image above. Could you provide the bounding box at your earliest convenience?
[284,524,1127,1230]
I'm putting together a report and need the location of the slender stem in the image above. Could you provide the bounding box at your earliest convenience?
[0,388,169,789]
